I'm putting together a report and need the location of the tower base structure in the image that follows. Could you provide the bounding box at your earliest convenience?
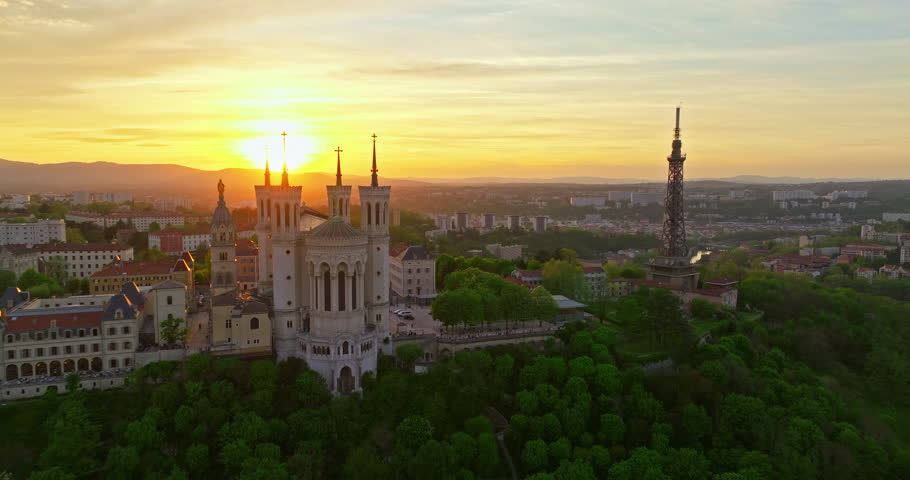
[647,255,699,290]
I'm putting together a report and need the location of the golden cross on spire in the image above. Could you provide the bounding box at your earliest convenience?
[335,146,343,155]
[372,133,377,142]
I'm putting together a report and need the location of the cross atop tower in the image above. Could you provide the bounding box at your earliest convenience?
[264,146,271,186]
[335,146,344,186]
[370,133,379,187]
[281,131,289,187]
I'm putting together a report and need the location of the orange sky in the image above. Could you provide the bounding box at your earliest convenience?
[1,0,908,180]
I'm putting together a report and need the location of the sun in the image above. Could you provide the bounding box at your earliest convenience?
[235,119,320,171]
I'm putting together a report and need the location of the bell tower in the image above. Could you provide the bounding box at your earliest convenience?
[358,134,391,334]
[326,146,353,223]
[210,179,237,296]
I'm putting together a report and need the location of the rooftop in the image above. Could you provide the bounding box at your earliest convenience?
[91,259,188,278]
[308,217,364,242]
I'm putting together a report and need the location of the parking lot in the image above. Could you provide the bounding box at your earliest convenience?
[388,303,441,336]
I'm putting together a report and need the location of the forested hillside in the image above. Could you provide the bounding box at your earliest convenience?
[2,273,908,479]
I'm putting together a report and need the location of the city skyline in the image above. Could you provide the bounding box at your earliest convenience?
[2,0,909,179]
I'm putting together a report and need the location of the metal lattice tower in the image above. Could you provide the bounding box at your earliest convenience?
[661,107,688,257]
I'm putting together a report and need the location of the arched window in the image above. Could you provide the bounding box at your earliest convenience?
[338,271,346,311]
[366,202,372,225]
[114,309,123,320]
[323,271,331,311]
[351,271,357,310]
[374,203,380,226]
[167,313,173,320]
[285,204,290,229]
[267,199,271,219]
[250,317,259,330]
[342,341,349,354]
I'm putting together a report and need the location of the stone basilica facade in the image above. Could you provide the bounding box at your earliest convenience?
[255,136,390,393]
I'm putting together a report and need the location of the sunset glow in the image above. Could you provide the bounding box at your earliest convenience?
[1,1,908,179]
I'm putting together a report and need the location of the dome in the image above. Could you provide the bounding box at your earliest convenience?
[308,217,364,242]
[212,179,234,227]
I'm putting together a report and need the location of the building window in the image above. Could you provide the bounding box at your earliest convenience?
[64,331,72,338]
[166,295,173,305]
[65,346,73,355]
[122,327,130,335]
[92,328,98,336]
[108,343,117,351]
[123,341,131,349]
[250,317,259,330]
[110,359,118,368]
[225,320,231,329]
[21,349,29,358]
[5,335,12,343]
[51,347,58,355]
[78,329,85,337]
[79,345,86,354]
[6,351,14,360]
[92,344,99,353]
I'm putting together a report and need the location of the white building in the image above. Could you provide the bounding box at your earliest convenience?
[570,197,606,207]
[486,243,523,260]
[534,216,548,233]
[66,211,195,232]
[143,280,187,345]
[256,137,389,394]
[1,282,142,383]
[828,190,867,201]
[390,245,435,298]
[0,218,65,246]
[771,190,816,201]
[71,191,133,205]
[883,213,910,223]
[148,227,211,254]
[35,243,135,279]
[0,194,30,210]
[607,191,632,202]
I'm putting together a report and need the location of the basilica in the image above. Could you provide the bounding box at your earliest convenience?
[253,135,391,393]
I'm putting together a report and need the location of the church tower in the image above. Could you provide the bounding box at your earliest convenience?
[326,146,352,223]
[358,134,391,334]
[210,179,238,296]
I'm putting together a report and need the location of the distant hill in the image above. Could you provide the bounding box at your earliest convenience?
[0,159,896,203]
[0,158,428,205]
[701,175,878,185]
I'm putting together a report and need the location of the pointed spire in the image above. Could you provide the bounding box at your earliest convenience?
[670,107,683,160]
[334,146,344,186]
[264,146,271,186]
[370,133,378,187]
[281,131,289,187]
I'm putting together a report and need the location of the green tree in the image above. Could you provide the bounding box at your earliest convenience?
[531,286,558,324]
[160,317,187,345]
[431,288,483,329]
[28,469,75,480]
[522,439,549,473]
[37,397,100,474]
[542,259,587,299]
[396,415,434,452]
[64,373,79,393]
[102,447,140,480]
[65,227,86,243]
[396,343,425,370]
[0,269,17,291]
